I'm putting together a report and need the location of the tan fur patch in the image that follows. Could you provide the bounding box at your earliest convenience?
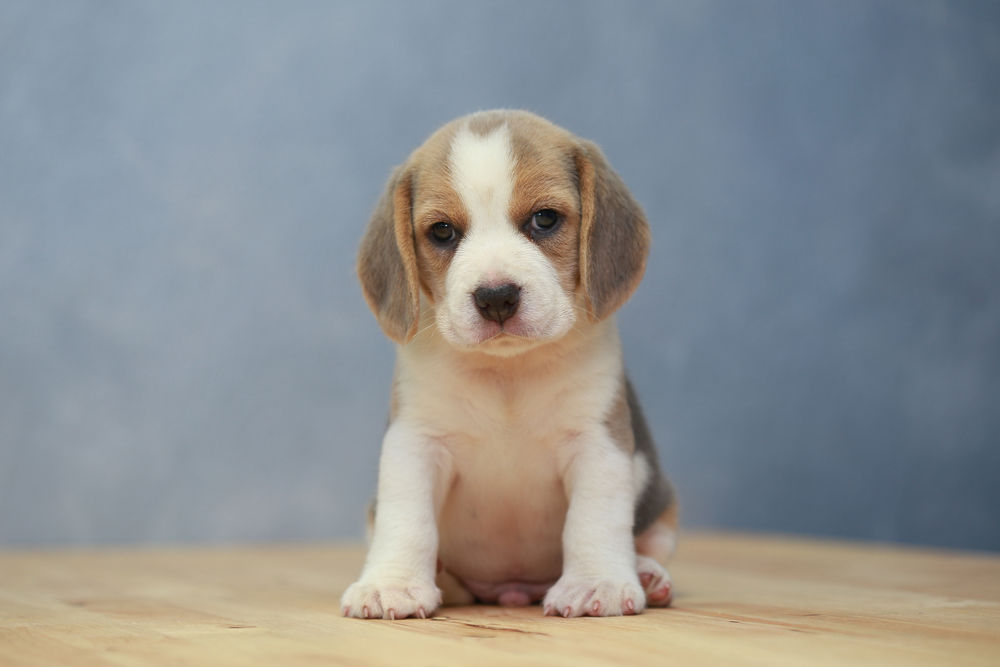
[506,118,582,297]
[412,176,466,302]
[634,505,680,565]
[466,111,507,137]
[407,122,468,304]
[604,379,637,454]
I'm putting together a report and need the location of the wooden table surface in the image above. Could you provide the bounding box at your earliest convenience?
[1,532,998,666]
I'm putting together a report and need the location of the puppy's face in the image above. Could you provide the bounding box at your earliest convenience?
[413,119,581,353]
[359,110,649,354]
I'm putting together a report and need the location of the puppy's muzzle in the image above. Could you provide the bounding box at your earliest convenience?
[473,283,521,325]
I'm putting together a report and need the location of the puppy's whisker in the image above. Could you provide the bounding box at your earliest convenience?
[410,320,437,341]
[572,302,599,321]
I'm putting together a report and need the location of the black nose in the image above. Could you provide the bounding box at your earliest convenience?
[473,283,521,324]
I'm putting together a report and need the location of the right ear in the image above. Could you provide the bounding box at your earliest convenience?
[575,139,651,321]
[357,165,420,343]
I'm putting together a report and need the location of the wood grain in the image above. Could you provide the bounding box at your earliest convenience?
[1,533,998,666]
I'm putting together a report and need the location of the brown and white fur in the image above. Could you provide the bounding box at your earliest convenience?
[342,110,677,619]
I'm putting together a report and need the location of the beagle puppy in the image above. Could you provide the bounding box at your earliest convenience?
[342,110,677,619]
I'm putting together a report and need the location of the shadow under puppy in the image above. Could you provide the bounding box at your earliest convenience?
[343,110,677,619]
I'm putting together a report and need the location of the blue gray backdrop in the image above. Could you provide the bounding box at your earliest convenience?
[2,1,998,551]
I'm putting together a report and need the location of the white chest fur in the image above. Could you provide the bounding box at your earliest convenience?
[393,318,625,583]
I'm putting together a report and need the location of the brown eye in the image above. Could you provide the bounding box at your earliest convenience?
[429,221,458,245]
[525,209,561,240]
[532,209,559,230]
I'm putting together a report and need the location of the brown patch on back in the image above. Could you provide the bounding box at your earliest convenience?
[626,376,677,537]
[605,379,637,454]
[604,373,677,539]
[632,375,679,565]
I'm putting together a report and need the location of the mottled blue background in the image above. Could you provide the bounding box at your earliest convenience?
[2,1,998,550]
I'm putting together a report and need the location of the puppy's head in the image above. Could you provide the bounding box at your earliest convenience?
[358,110,649,355]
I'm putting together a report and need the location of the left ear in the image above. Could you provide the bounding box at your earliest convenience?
[575,139,651,320]
[356,165,421,343]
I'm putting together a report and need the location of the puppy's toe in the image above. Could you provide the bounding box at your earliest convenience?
[636,555,673,607]
[543,573,645,617]
[341,579,441,620]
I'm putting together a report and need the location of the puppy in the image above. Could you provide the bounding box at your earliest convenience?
[342,110,677,619]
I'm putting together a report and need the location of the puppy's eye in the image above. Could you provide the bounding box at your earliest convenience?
[525,209,561,239]
[429,221,459,245]
[532,209,559,229]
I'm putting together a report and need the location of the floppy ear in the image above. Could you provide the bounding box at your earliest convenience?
[575,139,651,320]
[357,166,420,343]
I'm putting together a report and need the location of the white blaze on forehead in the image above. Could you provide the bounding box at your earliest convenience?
[448,123,514,231]
[437,119,577,351]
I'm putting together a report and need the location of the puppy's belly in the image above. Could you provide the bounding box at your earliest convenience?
[436,461,567,593]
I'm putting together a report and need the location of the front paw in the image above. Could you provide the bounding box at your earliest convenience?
[543,573,645,617]
[340,579,442,620]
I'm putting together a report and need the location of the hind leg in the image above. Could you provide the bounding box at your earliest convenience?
[636,555,673,606]
[634,505,678,607]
